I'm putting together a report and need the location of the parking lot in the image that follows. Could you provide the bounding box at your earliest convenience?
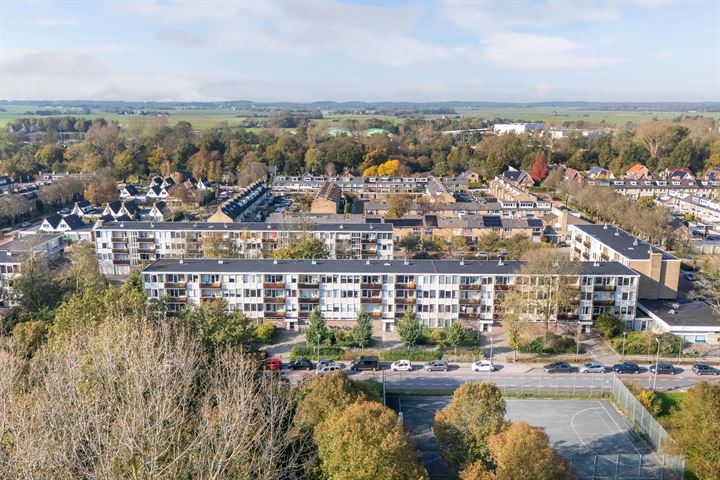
[389,397,672,480]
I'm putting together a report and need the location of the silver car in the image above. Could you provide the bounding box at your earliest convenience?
[424,360,448,372]
[579,362,606,374]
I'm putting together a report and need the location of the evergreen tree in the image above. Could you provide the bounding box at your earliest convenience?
[305,307,328,356]
[351,308,373,349]
[397,307,424,348]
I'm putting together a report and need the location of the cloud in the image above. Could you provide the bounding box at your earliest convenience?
[155,29,207,47]
[534,83,551,97]
[33,17,79,28]
[483,32,627,69]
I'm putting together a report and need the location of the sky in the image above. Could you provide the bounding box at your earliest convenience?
[0,0,719,103]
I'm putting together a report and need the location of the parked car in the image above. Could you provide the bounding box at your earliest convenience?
[390,360,413,372]
[424,360,449,372]
[579,362,606,374]
[266,358,282,371]
[692,364,720,376]
[543,362,573,373]
[612,362,641,374]
[349,356,380,371]
[19,222,31,228]
[287,358,314,370]
[471,360,496,372]
[681,271,696,281]
[317,365,343,374]
[316,359,334,370]
[649,362,676,375]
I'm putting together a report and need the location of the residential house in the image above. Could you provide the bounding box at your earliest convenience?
[626,164,652,180]
[0,234,65,307]
[311,181,343,214]
[39,213,93,242]
[207,181,269,223]
[119,185,139,199]
[103,200,138,220]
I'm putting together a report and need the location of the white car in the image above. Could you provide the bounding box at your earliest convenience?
[471,360,496,372]
[390,360,413,372]
[579,362,606,374]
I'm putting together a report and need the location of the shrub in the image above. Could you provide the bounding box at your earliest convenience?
[325,328,355,347]
[609,331,683,356]
[256,323,276,344]
[426,329,445,346]
[519,333,577,354]
[626,382,662,416]
[596,312,624,339]
[290,345,344,361]
[341,348,442,362]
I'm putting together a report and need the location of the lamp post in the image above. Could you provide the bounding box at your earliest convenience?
[622,331,628,357]
[317,333,321,361]
[653,337,661,391]
[489,335,494,360]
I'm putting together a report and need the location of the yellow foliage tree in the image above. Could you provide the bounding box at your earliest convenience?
[377,159,400,176]
[362,166,378,177]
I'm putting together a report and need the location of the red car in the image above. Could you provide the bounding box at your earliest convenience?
[267,358,282,371]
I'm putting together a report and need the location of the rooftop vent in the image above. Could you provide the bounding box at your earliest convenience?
[119,222,124,228]
[593,260,600,267]
[668,309,676,315]
[223,223,227,229]
[498,258,504,266]
[339,225,344,229]
[403,257,409,265]
[273,259,278,265]
[366,259,370,265]
[193,223,197,228]
[603,224,608,230]
[633,239,638,246]
[267,224,271,229]
[614,229,620,236]
[179,259,184,264]
[311,259,317,265]
[460,258,465,266]
[384,262,391,266]
[218,260,224,264]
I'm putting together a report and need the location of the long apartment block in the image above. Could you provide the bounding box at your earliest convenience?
[142,259,640,332]
[96,221,394,275]
[569,224,680,300]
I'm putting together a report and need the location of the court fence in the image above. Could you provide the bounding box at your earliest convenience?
[609,376,685,479]
[570,453,683,480]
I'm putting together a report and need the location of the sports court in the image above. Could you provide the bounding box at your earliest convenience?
[390,396,674,480]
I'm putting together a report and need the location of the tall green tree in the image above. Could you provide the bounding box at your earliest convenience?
[179,300,258,355]
[672,382,720,480]
[315,401,428,480]
[272,235,330,259]
[444,321,465,353]
[64,241,107,293]
[434,382,508,467]
[305,306,328,352]
[351,308,373,349]
[397,307,424,348]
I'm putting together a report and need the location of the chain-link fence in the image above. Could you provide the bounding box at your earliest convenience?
[609,376,685,479]
[571,453,682,480]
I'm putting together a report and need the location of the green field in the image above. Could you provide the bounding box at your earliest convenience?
[3,103,719,131]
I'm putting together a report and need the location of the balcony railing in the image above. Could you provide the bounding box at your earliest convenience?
[494,284,511,290]
[459,298,481,305]
[200,282,221,288]
[263,282,285,289]
[264,311,285,318]
[594,285,616,291]
[299,297,320,303]
[360,297,382,304]
[395,283,416,290]
[459,284,482,290]
[137,237,155,243]
[593,300,616,307]
[298,282,319,289]
[165,282,186,288]
[395,297,416,304]
[556,313,580,320]
[264,297,285,304]
[361,283,382,289]
[370,311,382,318]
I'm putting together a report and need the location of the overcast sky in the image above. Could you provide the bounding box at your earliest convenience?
[1,0,718,102]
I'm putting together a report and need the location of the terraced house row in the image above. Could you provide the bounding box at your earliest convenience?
[142,259,640,332]
[95,221,394,275]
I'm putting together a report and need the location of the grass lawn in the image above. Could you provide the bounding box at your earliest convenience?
[656,391,686,418]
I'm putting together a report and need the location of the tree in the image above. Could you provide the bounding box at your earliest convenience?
[434,382,508,467]
[515,250,579,341]
[637,196,656,209]
[672,382,720,480]
[351,308,373,349]
[398,235,422,255]
[377,159,401,176]
[147,146,171,176]
[444,321,465,353]
[12,320,48,359]
[595,312,625,339]
[63,241,107,293]
[699,255,720,317]
[315,401,428,480]
[530,152,549,182]
[362,165,378,176]
[10,255,66,321]
[397,307,424,348]
[272,235,330,259]
[83,176,118,205]
[305,306,328,351]
[386,193,412,218]
[460,422,573,480]
[179,300,259,355]
[112,149,136,181]
[293,371,373,433]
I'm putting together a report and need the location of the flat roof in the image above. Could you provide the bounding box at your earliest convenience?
[639,300,720,329]
[572,224,676,261]
[96,221,392,233]
[143,259,639,276]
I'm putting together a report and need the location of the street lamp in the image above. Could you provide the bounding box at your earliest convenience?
[622,331,628,357]
[652,337,661,391]
[489,335,494,360]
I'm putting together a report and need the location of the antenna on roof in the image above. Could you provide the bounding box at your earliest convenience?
[403,257,409,265]
[603,224,608,230]
[633,239,638,246]
[460,258,465,266]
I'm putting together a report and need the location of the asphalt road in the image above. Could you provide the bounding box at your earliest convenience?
[284,364,720,392]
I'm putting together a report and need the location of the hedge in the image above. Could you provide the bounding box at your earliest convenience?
[289,345,344,361]
[341,348,443,362]
[518,332,579,355]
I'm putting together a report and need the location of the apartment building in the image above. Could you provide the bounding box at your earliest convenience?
[359,199,551,219]
[657,193,720,226]
[0,234,65,307]
[587,178,716,199]
[569,224,680,300]
[273,174,429,199]
[489,171,550,214]
[142,258,640,333]
[95,221,394,275]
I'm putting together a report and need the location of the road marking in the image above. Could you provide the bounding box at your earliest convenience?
[569,407,604,456]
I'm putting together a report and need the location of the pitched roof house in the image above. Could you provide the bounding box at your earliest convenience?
[626,164,651,180]
[103,200,138,220]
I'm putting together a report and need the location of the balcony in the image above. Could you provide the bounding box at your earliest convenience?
[394,312,406,319]
[111,236,127,242]
[459,298,481,305]
[264,311,285,319]
[165,282,186,289]
[396,297,416,304]
[169,296,187,303]
[299,297,320,304]
[459,312,482,319]
[264,297,285,304]
[200,282,221,288]
[137,237,155,243]
[593,299,616,307]
[361,297,382,304]
[113,259,130,265]
[361,282,381,289]
[263,282,285,289]
[594,285,616,291]
[370,311,382,318]
[459,284,482,290]
[582,241,591,248]
[298,282,319,289]
[138,247,156,254]
[395,283,416,290]
[494,284,511,290]
[556,313,580,320]
[112,248,129,254]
